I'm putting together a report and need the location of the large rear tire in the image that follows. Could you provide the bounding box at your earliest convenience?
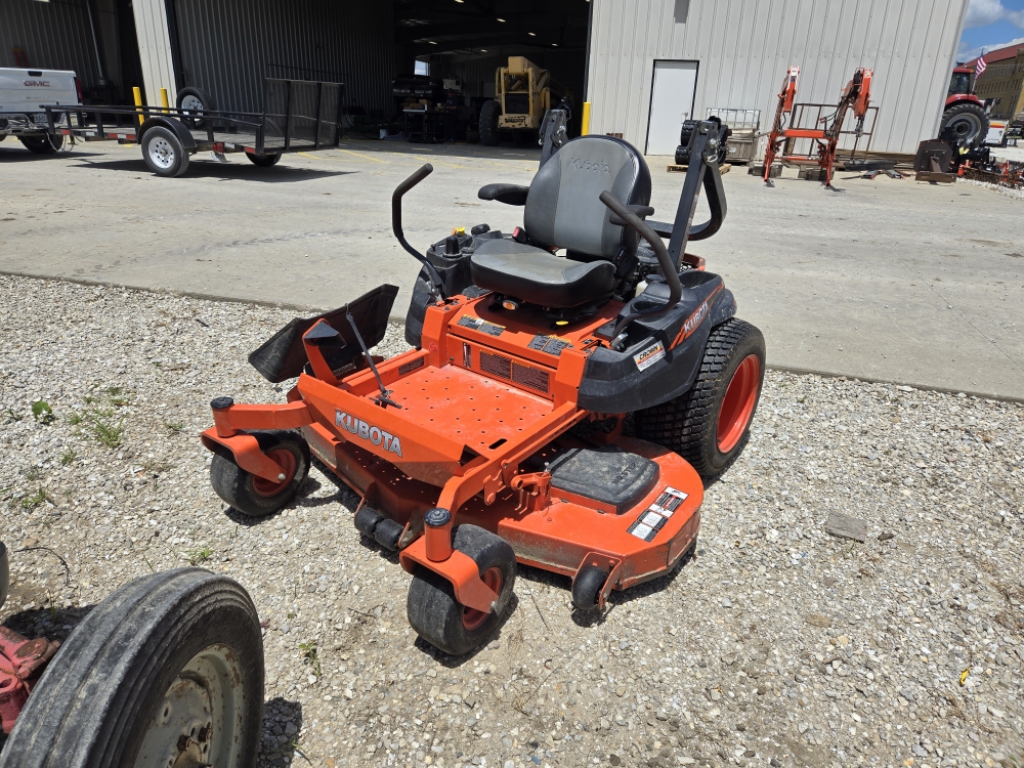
[407,525,516,656]
[0,569,264,768]
[18,134,63,155]
[479,100,500,146]
[940,102,990,148]
[634,318,765,485]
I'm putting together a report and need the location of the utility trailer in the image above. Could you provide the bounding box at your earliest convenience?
[44,78,344,177]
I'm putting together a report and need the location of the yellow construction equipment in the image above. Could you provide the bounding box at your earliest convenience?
[479,56,571,146]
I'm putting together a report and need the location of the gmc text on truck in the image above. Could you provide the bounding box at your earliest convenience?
[0,67,81,154]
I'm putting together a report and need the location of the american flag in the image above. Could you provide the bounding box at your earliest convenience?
[976,55,987,76]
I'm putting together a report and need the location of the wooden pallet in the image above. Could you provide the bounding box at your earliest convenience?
[668,163,731,174]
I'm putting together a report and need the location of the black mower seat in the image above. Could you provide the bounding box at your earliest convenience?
[471,135,651,309]
[471,240,616,308]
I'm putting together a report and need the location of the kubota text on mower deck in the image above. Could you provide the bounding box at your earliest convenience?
[201,122,766,655]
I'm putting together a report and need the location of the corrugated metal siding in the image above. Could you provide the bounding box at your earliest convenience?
[588,0,968,155]
[172,0,394,115]
[0,0,101,85]
[133,0,177,103]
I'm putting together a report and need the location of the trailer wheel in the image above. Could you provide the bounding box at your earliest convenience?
[247,152,282,167]
[479,100,500,146]
[634,318,765,485]
[407,525,516,656]
[19,134,63,155]
[0,569,263,768]
[210,430,310,517]
[176,87,215,129]
[142,126,190,178]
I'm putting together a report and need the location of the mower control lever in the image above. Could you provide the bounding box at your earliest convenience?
[598,191,682,342]
[392,164,445,296]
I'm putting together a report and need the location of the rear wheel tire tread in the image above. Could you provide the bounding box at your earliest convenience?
[479,100,500,146]
[634,318,765,485]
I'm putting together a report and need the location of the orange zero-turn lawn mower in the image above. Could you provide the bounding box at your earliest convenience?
[200,122,765,656]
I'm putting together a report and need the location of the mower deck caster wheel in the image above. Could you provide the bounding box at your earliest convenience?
[373,518,405,551]
[354,506,384,537]
[571,565,608,611]
[210,430,309,517]
[407,525,516,656]
[0,569,264,768]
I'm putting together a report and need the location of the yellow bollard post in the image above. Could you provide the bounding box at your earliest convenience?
[581,101,591,136]
[159,87,170,114]
[133,86,145,132]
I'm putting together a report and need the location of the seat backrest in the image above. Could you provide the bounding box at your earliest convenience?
[524,135,651,260]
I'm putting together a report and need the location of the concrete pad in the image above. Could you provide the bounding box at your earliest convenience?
[1,139,1022,399]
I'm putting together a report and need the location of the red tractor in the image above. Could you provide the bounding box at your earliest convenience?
[941,66,990,148]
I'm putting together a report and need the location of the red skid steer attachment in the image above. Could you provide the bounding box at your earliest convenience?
[0,626,60,733]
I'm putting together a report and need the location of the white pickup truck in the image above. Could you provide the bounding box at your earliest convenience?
[0,67,81,154]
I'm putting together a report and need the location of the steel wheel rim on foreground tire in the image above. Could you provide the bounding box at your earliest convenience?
[133,643,246,768]
[149,137,175,170]
[462,567,503,631]
[717,354,761,453]
[252,448,296,497]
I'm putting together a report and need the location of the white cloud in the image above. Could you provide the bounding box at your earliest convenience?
[958,34,1024,61]
[966,0,1009,28]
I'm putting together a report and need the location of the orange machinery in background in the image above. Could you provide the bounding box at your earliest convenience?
[762,66,873,187]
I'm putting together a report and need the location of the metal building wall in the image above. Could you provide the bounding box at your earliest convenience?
[133,0,177,103]
[587,0,969,155]
[0,0,101,85]
[172,0,395,115]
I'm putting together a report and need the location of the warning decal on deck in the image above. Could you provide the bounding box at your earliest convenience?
[633,341,666,372]
[629,510,667,542]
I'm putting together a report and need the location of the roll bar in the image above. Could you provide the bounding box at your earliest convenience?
[392,163,445,295]
[647,121,728,269]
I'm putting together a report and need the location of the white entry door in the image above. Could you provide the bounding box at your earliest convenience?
[646,60,698,155]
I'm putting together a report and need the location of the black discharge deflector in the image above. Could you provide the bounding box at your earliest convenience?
[248,284,399,383]
[550,447,659,514]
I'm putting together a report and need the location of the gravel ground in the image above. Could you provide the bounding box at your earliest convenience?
[1,274,1022,768]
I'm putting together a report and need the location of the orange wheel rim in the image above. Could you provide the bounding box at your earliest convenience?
[252,448,297,497]
[462,567,503,631]
[717,354,760,453]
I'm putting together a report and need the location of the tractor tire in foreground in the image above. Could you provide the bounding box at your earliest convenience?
[479,100,500,146]
[0,569,264,768]
[940,102,990,148]
[210,430,310,517]
[634,318,765,485]
[407,525,516,656]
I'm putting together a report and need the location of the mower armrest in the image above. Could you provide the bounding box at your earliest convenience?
[478,183,530,206]
[609,205,656,228]
[643,219,673,238]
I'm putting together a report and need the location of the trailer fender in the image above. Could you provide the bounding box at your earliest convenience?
[139,116,197,151]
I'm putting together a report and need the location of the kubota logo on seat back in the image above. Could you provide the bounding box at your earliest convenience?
[335,411,403,457]
[569,158,609,173]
